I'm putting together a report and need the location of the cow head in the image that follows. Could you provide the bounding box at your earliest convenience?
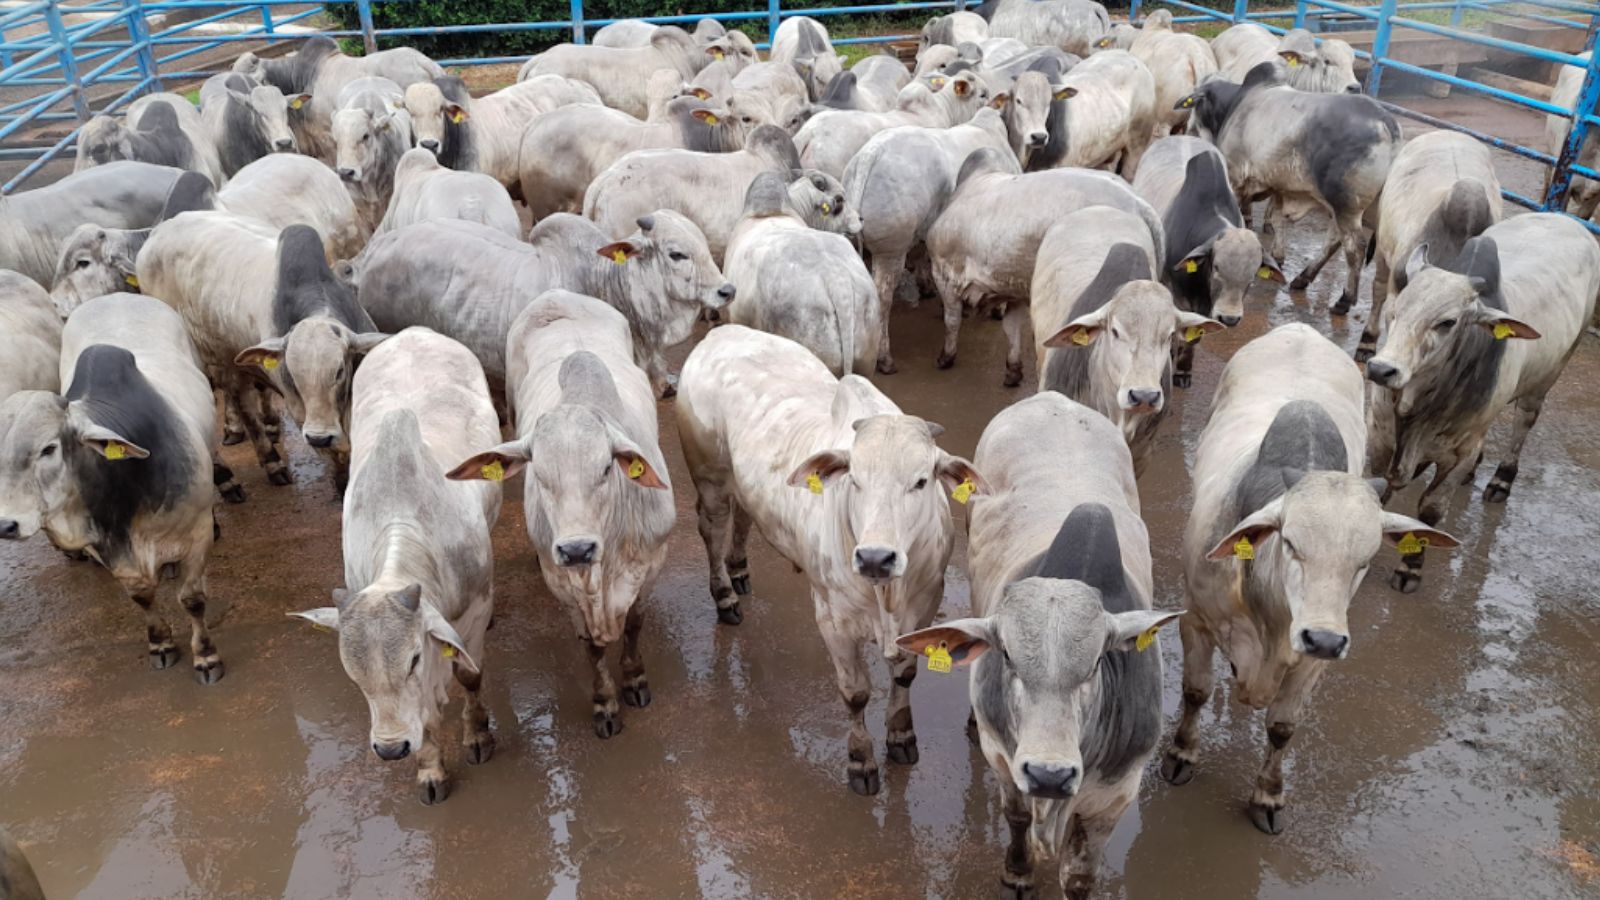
[402,81,464,155]
[787,169,859,237]
[235,320,387,454]
[1175,226,1283,326]
[897,576,1180,799]
[78,116,132,167]
[332,107,403,184]
[291,582,477,764]
[1366,238,1538,394]
[596,211,734,346]
[250,84,304,152]
[787,410,984,584]
[1280,31,1362,94]
[704,30,757,72]
[1206,471,1457,666]
[1005,71,1053,166]
[50,224,149,319]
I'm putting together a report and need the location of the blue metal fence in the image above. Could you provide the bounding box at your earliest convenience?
[3,0,1600,230]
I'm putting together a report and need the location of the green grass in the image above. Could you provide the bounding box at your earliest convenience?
[183,88,200,104]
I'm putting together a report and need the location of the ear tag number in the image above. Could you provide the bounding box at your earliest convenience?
[480,461,505,482]
[807,473,824,494]
[627,458,645,479]
[925,642,952,673]
[1396,532,1427,555]
[1493,323,1514,340]
[104,442,127,461]
[1135,626,1158,652]
[1184,325,1205,343]
[1233,537,1255,561]
[951,478,976,504]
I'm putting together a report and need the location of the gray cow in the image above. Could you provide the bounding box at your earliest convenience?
[1365,216,1599,591]
[817,55,912,113]
[919,11,990,51]
[0,294,231,682]
[1165,323,1455,834]
[518,27,713,119]
[593,16,727,48]
[795,69,998,180]
[377,147,521,240]
[977,0,1110,55]
[449,292,675,738]
[1,272,62,400]
[198,72,305,178]
[842,109,1016,374]
[1179,63,1399,313]
[0,161,182,289]
[352,212,731,397]
[900,391,1178,899]
[723,173,879,376]
[293,327,502,805]
[770,16,847,101]
[1031,206,1222,475]
[75,95,225,187]
[925,148,1165,385]
[1213,25,1361,93]
[332,76,412,236]
[138,217,389,491]
[1132,136,1284,386]
[405,74,600,191]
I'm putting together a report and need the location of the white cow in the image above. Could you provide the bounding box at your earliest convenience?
[377,148,522,241]
[0,271,63,399]
[75,93,226,187]
[404,75,601,190]
[1029,49,1156,175]
[518,27,713,119]
[1128,10,1218,135]
[770,16,847,100]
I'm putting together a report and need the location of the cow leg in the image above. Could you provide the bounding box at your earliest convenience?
[620,603,651,709]
[642,340,676,399]
[1160,613,1216,785]
[221,385,247,445]
[693,483,741,625]
[1359,253,1393,362]
[236,375,292,486]
[1173,338,1196,389]
[588,638,622,739]
[175,541,224,685]
[999,782,1035,899]
[1261,197,1287,263]
[1290,222,1342,293]
[257,382,282,443]
[1249,661,1325,835]
[884,651,918,765]
[1330,220,1366,316]
[727,501,753,597]
[1061,802,1125,900]
[935,289,962,370]
[1000,302,1027,387]
[1486,393,1546,503]
[870,251,906,374]
[126,577,179,670]
[816,607,878,795]
[417,722,450,804]
[454,658,495,764]
[213,457,246,504]
[1392,450,1467,593]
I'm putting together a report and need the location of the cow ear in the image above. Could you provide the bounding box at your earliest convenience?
[988,91,1009,110]
[787,449,850,491]
[690,107,722,125]
[895,619,994,667]
[288,607,341,632]
[420,599,480,676]
[1054,85,1078,101]
[597,241,641,264]
[685,86,713,101]
[445,441,529,482]
[1403,242,1431,284]
[1379,513,1460,551]
[287,93,312,110]
[610,430,668,489]
[1105,609,1182,653]
[1174,91,1201,111]
[1475,311,1540,341]
[69,411,151,461]
[235,337,286,371]
[1043,309,1107,348]
[1175,310,1226,342]
[936,453,989,499]
[348,332,390,356]
[1206,499,1283,561]
[1278,50,1305,69]
[1256,256,1286,284]
[1174,239,1214,276]
[444,103,469,125]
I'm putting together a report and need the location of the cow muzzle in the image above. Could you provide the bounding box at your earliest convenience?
[305,431,338,449]
[0,519,20,540]
[1365,360,1405,389]
[337,167,359,183]
[555,536,600,568]
[274,138,295,151]
[372,739,411,761]
[419,139,440,153]
[1295,628,1350,660]
[853,545,902,583]
[1020,760,1078,799]
[1123,388,1162,412]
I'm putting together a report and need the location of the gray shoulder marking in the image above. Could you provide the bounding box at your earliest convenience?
[434,76,476,172]
[159,171,216,221]
[820,70,858,110]
[557,350,624,412]
[1232,399,1347,519]
[1296,94,1398,215]
[271,224,374,334]
[1041,243,1151,398]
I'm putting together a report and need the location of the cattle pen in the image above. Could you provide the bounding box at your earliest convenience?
[0,0,1599,217]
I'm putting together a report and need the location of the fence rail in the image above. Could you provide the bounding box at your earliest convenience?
[3,0,1599,233]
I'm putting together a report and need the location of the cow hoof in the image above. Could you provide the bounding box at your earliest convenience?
[716,603,743,626]
[1248,802,1284,835]
[876,357,898,375]
[1173,371,1192,389]
[886,737,919,765]
[1003,365,1023,388]
[193,656,225,685]
[1160,751,1196,786]
[419,775,451,805]
[222,430,246,446]
[221,484,247,504]
[1484,482,1511,504]
[149,645,180,670]
[267,469,293,487]
[1389,569,1421,594]
[966,713,980,746]
[848,767,881,796]
[63,548,88,562]
[1354,345,1375,364]
[1289,275,1312,292]
[622,681,652,708]
[466,731,496,765]
[935,351,955,370]
[1330,292,1354,316]
[729,573,751,596]
[999,876,1036,900]
[593,712,623,739]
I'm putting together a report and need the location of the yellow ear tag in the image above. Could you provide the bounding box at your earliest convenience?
[1053,89,1070,101]
[1184,325,1205,344]
[925,642,953,673]
[449,110,465,125]
[712,49,724,60]
[627,458,645,479]
[1286,56,1300,68]
[930,77,946,89]
[1233,536,1255,561]
[612,249,629,264]
[1135,625,1158,653]
[289,97,305,110]
[1070,329,1091,347]
[480,460,505,482]
[1184,259,1199,274]
[807,473,824,494]
[104,441,127,461]
[311,623,332,634]
[951,478,976,504]
[441,645,457,658]
[1492,323,1514,340]
[1257,266,1273,280]
[124,274,139,288]
[261,357,280,371]
[821,201,831,214]
[1396,532,1427,555]
[703,112,719,125]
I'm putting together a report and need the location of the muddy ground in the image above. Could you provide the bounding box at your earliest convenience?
[3,99,1599,899]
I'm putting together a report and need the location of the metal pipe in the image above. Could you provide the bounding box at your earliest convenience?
[1547,45,1600,208]
[124,0,161,93]
[570,0,584,44]
[42,0,87,121]
[768,0,780,45]
[1365,0,1398,97]
[355,0,377,53]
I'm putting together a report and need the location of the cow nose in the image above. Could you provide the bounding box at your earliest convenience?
[1300,629,1349,660]
[1345,84,1363,94]
[1216,313,1242,327]
[715,283,736,303]
[1127,388,1162,410]
[555,538,598,567]
[337,167,357,182]
[1021,761,1078,798]
[274,138,294,151]
[1027,131,1047,146]
[854,546,898,580]
[305,432,335,449]
[1366,361,1398,386]
[420,139,439,152]
[0,519,19,539]
[373,740,411,761]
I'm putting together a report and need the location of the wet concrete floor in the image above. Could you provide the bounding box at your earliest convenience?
[3,113,1599,899]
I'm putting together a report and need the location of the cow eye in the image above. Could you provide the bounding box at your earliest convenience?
[1283,538,1300,559]
[335,365,346,381]
[1110,326,1122,341]
[1434,317,1456,331]
[668,250,688,262]
[74,258,91,270]
[741,115,753,124]
[409,652,421,675]
[39,443,57,459]
[913,477,928,490]
[360,133,370,143]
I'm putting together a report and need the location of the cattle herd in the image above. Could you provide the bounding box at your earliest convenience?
[1,2,1597,897]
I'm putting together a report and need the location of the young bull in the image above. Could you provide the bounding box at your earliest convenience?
[1,272,63,400]
[198,72,305,178]
[517,27,713,119]
[448,292,674,739]
[403,75,599,192]
[377,148,521,241]
[331,76,412,235]
[1031,207,1223,475]
[677,326,986,794]
[925,148,1165,386]
[593,16,728,49]
[351,211,731,397]
[138,218,390,492]
[1363,131,1501,361]
[1132,136,1284,386]
[1165,323,1456,834]
[900,392,1179,899]
[1031,49,1155,176]
[1212,25,1361,93]
[795,69,1000,180]
[978,0,1110,56]
[1128,11,1219,136]
[1,161,183,290]
[292,327,502,805]
[1365,216,1599,591]
[1178,62,1398,316]
[770,17,847,101]
[0,294,231,682]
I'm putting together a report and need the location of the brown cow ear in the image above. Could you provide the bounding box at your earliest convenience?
[445,442,529,482]
[597,241,640,264]
[615,451,667,489]
[787,449,850,493]
[895,620,994,667]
